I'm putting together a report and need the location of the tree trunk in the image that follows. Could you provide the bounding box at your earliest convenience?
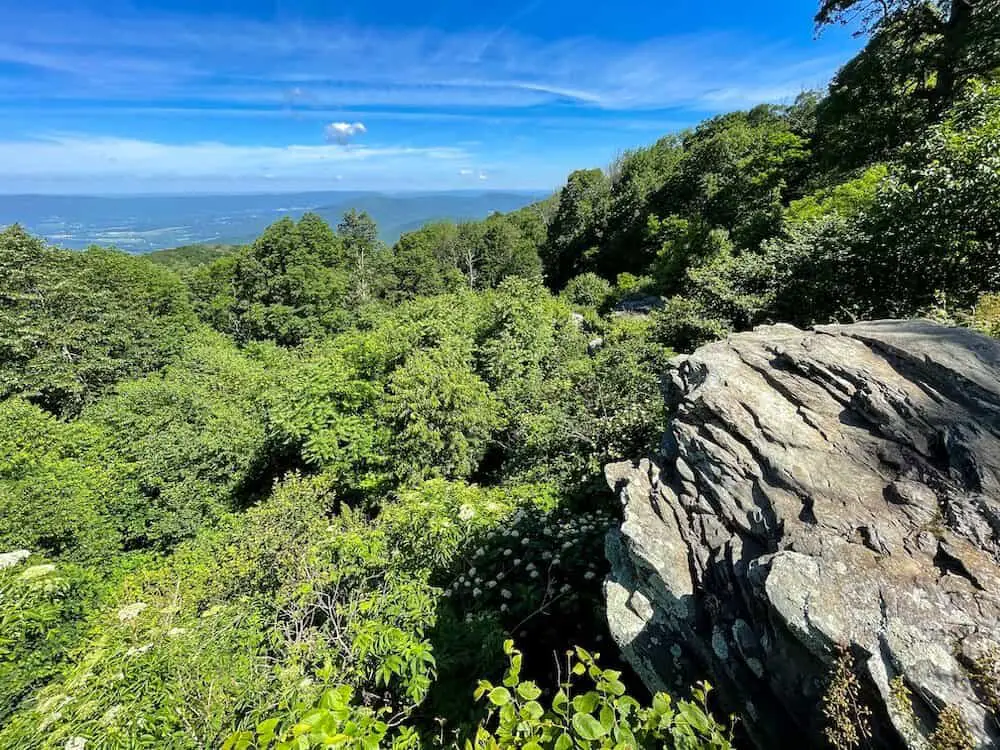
[932,0,974,108]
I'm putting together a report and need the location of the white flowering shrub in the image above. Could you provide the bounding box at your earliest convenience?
[377,480,559,573]
[0,559,100,724]
[444,505,612,626]
[438,503,619,694]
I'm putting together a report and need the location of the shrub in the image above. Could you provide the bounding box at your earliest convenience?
[561,273,613,310]
[0,560,102,724]
[612,273,655,302]
[230,642,735,750]
[821,647,872,750]
[651,297,730,353]
[929,706,975,750]
[470,641,734,749]
[972,294,1000,338]
[440,504,614,645]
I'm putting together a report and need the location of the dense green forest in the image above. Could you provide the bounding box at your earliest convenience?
[1,1,999,747]
[144,244,240,274]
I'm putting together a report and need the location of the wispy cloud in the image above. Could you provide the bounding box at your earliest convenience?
[0,134,465,181]
[0,5,860,192]
[0,9,850,113]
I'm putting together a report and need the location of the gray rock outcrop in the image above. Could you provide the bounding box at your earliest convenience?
[605,320,1000,748]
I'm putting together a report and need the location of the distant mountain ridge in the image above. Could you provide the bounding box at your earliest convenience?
[0,191,546,252]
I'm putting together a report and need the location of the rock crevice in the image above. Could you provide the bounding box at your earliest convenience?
[605,320,1000,748]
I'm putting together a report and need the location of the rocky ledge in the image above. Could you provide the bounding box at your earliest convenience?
[605,320,1000,749]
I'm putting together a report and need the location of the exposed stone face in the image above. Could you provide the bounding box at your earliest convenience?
[604,320,1000,749]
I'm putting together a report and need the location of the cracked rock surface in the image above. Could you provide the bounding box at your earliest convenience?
[605,320,1000,748]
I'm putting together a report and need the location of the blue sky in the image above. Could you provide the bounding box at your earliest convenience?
[0,0,862,194]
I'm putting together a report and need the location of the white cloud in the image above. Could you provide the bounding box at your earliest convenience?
[0,8,862,192]
[0,134,464,181]
[324,121,367,144]
[0,10,859,112]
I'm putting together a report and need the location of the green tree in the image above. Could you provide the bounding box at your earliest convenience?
[726,83,1000,325]
[648,216,734,295]
[229,213,350,345]
[859,81,1000,313]
[0,226,196,416]
[187,252,240,332]
[478,214,543,289]
[82,331,274,549]
[381,340,502,483]
[267,339,390,496]
[654,106,811,253]
[598,136,685,278]
[338,209,384,306]
[816,0,999,109]
[543,169,611,288]
[0,399,128,563]
[453,221,488,289]
[389,221,466,300]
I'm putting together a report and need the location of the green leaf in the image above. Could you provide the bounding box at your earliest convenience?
[651,693,672,715]
[678,700,711,734]
[521,700,544,721]
[256,717,281,745]
[499,703,516,725]
[474,680,493,700]
[599,705,615,730]
[489,687,512,706]
[605,679,626,696]
[517,681,542,701]
[572,692,599,714]
[614,724,637,748]
[572,713,609,741]
[554,733,573,750]
[552,689,569,718]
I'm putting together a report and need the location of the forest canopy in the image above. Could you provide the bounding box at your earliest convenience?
[1,2,999,747]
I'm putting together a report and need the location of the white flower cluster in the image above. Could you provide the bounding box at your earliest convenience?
[116,602,148,623]
[444,506,617,615]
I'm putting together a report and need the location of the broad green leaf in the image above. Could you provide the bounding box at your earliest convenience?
[572,713,609,741]
[488,687,512,706]
[572,692,599,714]
[517,681,542,701]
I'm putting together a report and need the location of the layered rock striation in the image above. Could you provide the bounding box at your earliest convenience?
[605,320,1000,748]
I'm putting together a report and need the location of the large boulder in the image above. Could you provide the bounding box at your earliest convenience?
[605,320,1000,749]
